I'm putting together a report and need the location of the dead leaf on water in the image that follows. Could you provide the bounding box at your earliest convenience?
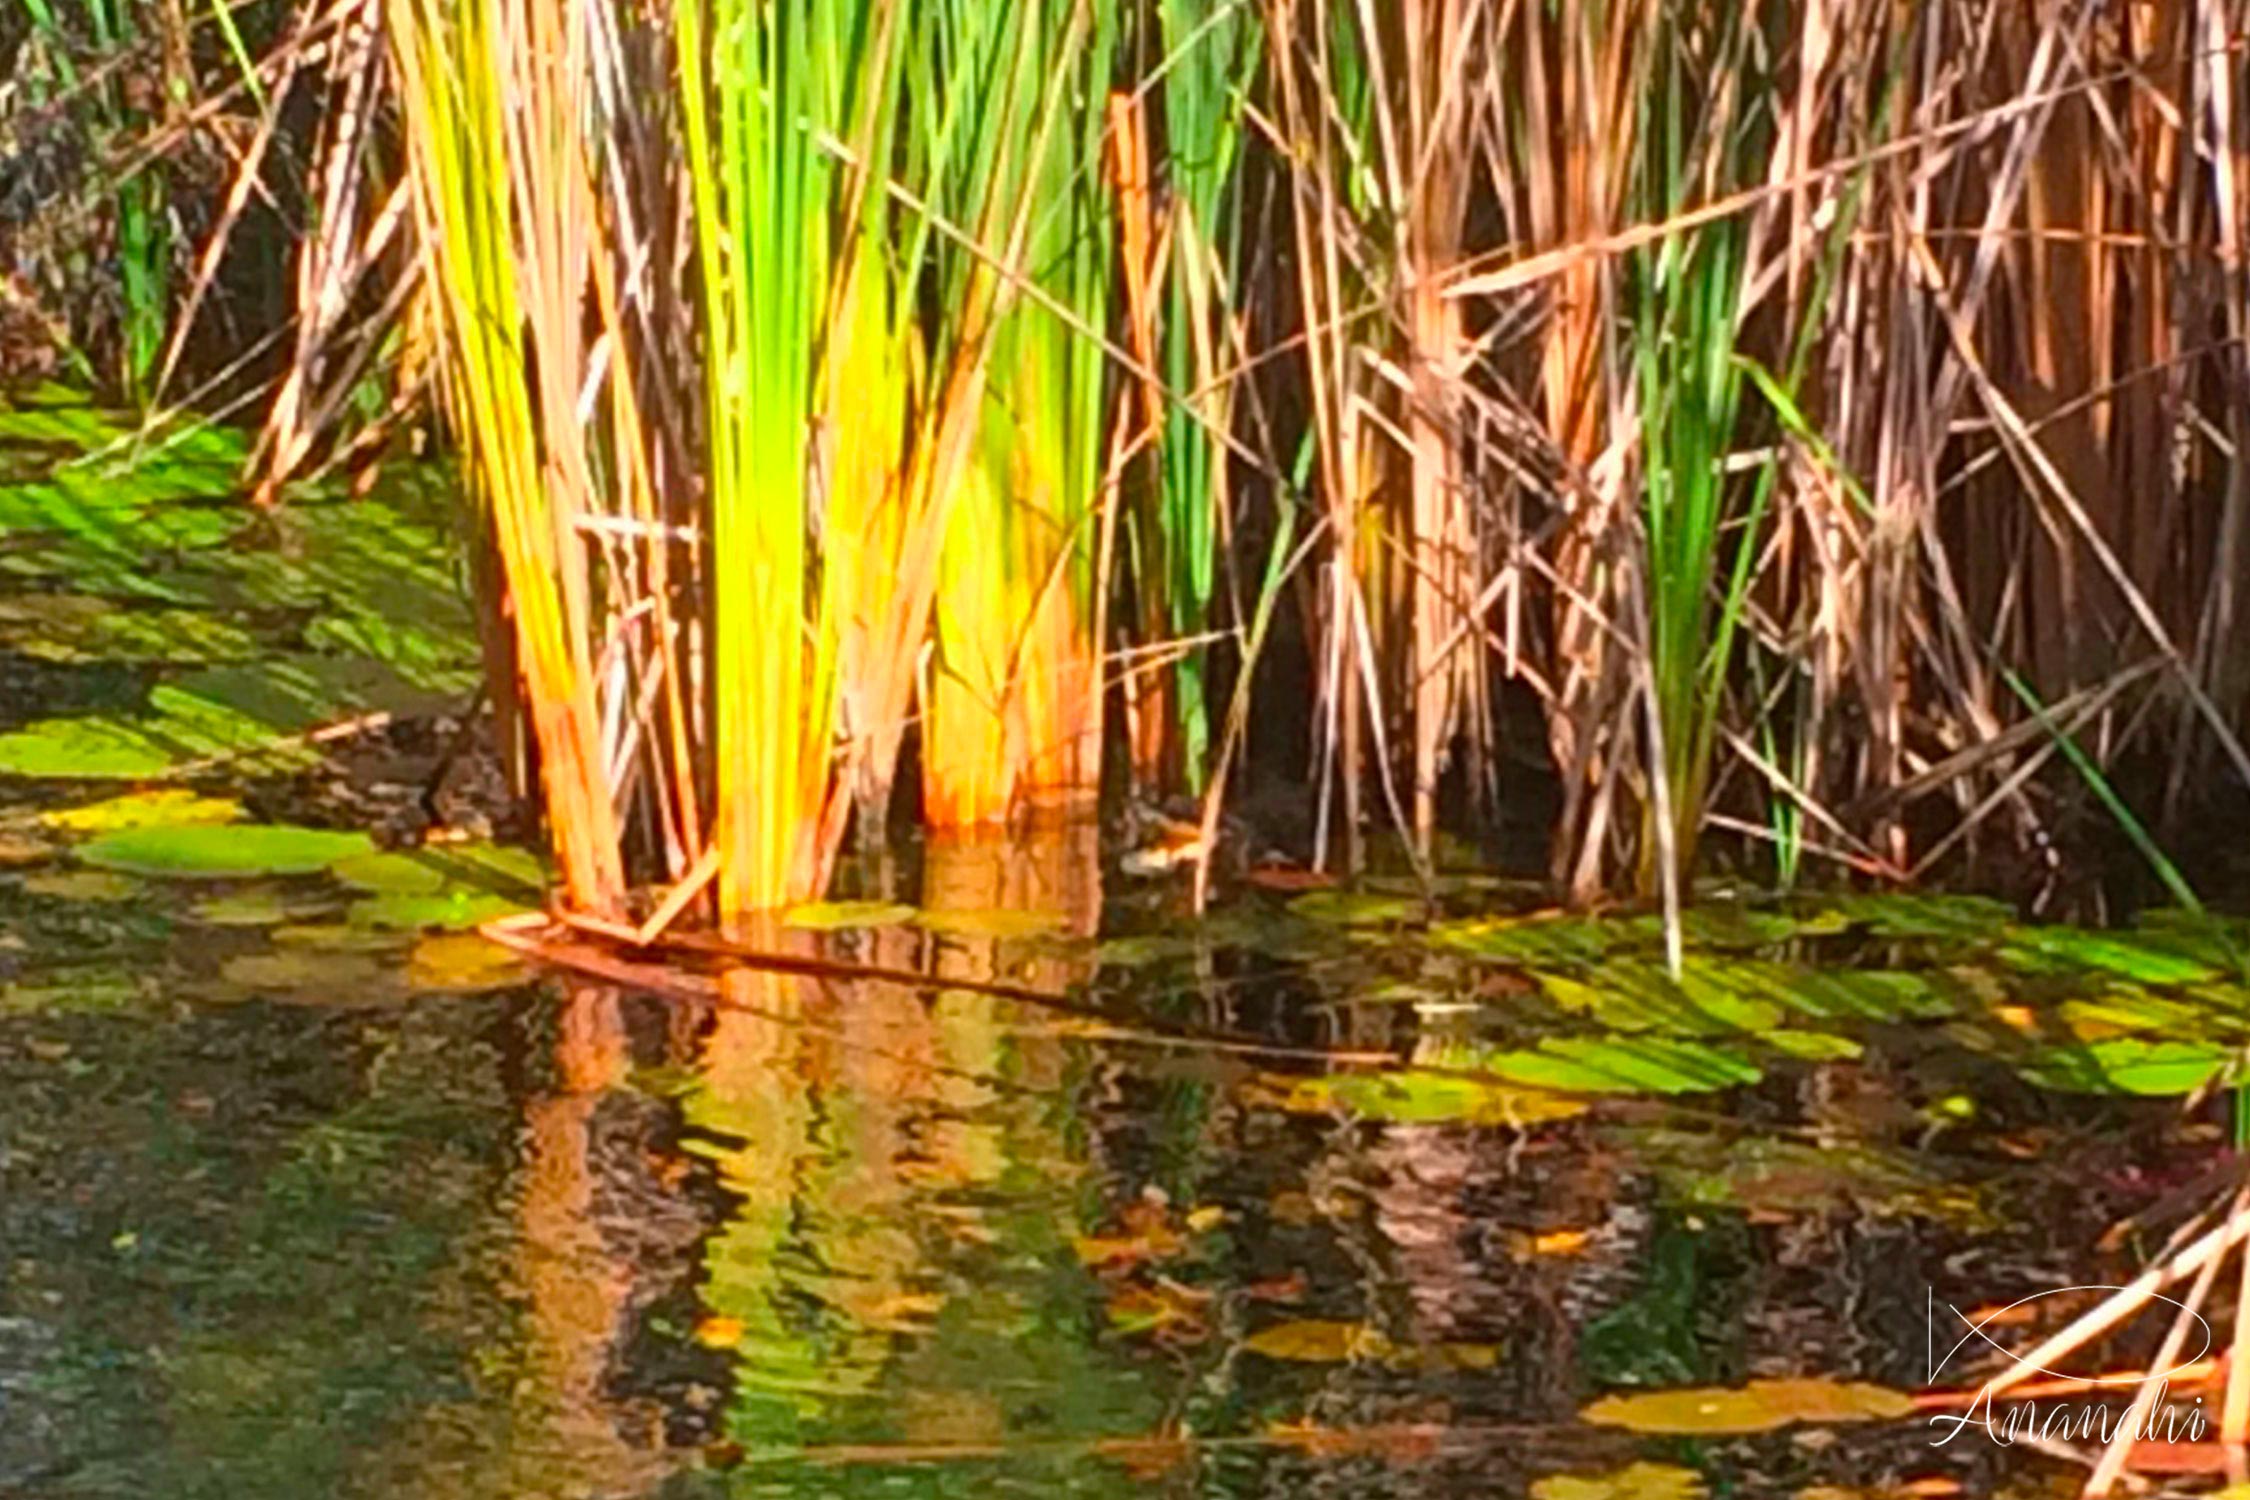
[1243,1319,1388,1362]
[1582,1378,1914,1434]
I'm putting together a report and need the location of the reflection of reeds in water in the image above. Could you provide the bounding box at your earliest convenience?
[679,829,1096,1440]
[511,983,664,1493]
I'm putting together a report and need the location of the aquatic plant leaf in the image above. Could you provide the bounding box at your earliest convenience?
[217,949,389,995]
[1582,1378,1913,1434]
[1243,1320,1389,1362]
[0,718,180,778]
[0,595,260,663]
[407,932,530,992]
[1287,890,1418,926]
[2060,989,2212,1039]
[1432,911,1620,966]
[191,890,332,926]
[2001,927,2220,986]
[1272,1070,1587,1126]
[1823,893,2014,942]
[272,923,412,952]
[2018,1037,2232,1096]
[43,790,241,832]
[1540,960,1784,1035]
[79,823,373,877]
[1532,1462,1705,1500]
[784,900,915,930]
[347,889,530,932]
[1762,1030,1864,1060]
[1482,1037,1763,1096]
[1618,906,1803,952]
[18,870,141,901]
[329,844,543,897]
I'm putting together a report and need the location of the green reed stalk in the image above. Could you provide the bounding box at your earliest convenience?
[675,0,895,914]
[1142,0,1260,793]
[922,0,1116,824]
[1632,10,1765,898]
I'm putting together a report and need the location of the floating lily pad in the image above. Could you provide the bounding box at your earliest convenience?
[191,890,333,926]
[18,870,142,902]
[1822,892,2013,942]
[79,823,373,878]
[1581,1378,1913,1434]
[347,889,530,932]
[329,843,544,897]
[2018,1037,2233,1097]
[1432,911,1619,966]
[407,932,530,992]
[1762,1030,1864,1061]
[1271,1069,1587,1127]
[43,789,241,832]
[1478,1036,1763,1096]
[2001,926,2221,986]
[218,949,389,995]
[0,718,180,779]
[272,923,413,952]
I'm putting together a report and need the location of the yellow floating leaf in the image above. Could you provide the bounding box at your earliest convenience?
[1532,1228,1592,1256]
[1073,1225,1185,1268]
[407,932,531,993]
[1583,1378,1914,1435]
[43,790,241,833]
[1532,1461,1706,1500]
[1243,1319,1392,1363]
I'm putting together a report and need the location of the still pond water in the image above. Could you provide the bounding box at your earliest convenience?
[2,388,2246,1498]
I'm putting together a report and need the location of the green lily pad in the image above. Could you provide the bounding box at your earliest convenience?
[0,718,180,779]
[347,889,530,932]
[2018,1037,2233,1097]
[79,823,374,878]
[1762,1030,1864,1061]
[329,842,543,895]
[1480,1036,1763,1096]
[1270,1069,1587,1127]
[2001,926,2221,986]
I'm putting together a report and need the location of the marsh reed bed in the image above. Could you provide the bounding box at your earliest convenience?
[5,0,2245,928]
